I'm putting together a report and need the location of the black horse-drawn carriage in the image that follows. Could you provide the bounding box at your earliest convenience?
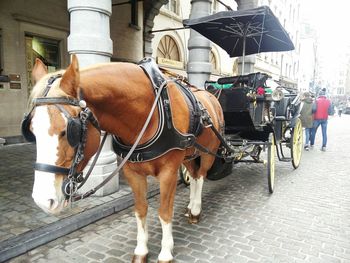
[180,6,303,192]
[180,72,302,193]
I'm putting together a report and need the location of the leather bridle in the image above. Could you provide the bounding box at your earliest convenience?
[24,74,101,199]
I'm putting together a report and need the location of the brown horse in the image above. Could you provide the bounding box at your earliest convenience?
[25,55,224,262]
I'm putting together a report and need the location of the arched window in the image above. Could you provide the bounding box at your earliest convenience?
[157,35,180,61]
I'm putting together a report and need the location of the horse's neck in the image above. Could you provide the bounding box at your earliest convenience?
[80,63,157,144]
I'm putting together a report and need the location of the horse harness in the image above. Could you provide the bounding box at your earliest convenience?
[21,74,101,199]
[112,58,208,162]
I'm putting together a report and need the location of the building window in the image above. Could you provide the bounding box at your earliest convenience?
[25,35,60,94]
[157,35,184,69]
[157,35,180,61]
[164,0,178,15]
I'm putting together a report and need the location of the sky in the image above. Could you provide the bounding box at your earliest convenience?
[300,0,350,53]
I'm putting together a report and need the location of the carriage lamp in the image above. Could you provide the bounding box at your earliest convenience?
[272,88,284,101]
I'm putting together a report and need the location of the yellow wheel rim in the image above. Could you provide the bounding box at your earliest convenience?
[292,118,303,168]
[268,133,275,193]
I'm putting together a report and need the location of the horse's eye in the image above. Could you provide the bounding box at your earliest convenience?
[60,131,66,137]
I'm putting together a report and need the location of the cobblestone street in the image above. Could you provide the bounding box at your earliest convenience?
[7,115,350,263]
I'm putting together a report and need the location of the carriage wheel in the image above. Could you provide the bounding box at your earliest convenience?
[291,118,303,169]
[267,133,276,194]
[179,165,191,186]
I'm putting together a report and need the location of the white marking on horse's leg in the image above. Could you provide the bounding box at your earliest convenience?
[134,212,148,256]
[31,107,61,212]
[191,176,204,216]
[187,175,196,210]
[158,216,174,262]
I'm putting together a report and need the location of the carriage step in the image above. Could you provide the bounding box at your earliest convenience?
[279,157,292,162]
[274,116,286,121]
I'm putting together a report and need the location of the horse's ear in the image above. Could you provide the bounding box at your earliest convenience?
[32,58,48,82]
[60,54,80,97]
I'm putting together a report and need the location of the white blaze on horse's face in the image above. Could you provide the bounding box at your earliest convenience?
[31,106,67,214]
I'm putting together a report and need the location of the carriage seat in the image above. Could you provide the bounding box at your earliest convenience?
[217,72,269,91]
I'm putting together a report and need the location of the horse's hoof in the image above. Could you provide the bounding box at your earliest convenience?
[157,260,173,263]
[188,211,201,224]
[184,207,190,217]
[132,254,148,263]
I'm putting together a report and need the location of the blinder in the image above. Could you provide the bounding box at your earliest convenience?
[21,103,84,148]
[21,113,36,142]
[66,116,82,148]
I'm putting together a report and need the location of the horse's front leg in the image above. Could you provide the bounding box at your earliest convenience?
[123,166,149,263]
[157,169,178,263]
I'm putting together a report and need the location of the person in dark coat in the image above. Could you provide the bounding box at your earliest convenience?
[299,92,313,151]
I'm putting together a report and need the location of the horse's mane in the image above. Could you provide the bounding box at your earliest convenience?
[27,70,65,110]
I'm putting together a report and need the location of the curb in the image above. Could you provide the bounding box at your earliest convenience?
[0,186,163,262]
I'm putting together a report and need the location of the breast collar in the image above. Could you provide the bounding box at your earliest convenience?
[112,58,203,162]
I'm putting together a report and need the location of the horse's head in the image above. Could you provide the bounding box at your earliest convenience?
[22,55,101,214]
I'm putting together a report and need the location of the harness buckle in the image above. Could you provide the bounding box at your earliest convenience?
[80,108,90,122]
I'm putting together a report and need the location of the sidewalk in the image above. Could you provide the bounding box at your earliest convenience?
[0,143,162,262]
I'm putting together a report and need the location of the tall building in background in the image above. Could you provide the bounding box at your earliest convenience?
[254,0,300,88]
[298,22,318,92]
[314,37,350,103]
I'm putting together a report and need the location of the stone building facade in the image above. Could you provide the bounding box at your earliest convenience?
[0,0,299,141]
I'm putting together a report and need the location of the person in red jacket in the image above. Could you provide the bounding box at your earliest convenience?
[310,89,332,151]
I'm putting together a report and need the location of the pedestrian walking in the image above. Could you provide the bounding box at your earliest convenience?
[338,102,344,117]
[299,91,313,151]
[310,88,332,151]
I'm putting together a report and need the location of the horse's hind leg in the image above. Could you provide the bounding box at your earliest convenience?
[123,166,149,263]
[188,155,216,224]
[182,159,204,223]
[188,176,204,224]
[157,168,178,262]
[182,160,198,217]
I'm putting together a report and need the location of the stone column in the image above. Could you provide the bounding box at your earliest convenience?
[187,0,212,88]
[68,0,113,65]
[235,0,258,10]
[237,56,256,75]
[68,0,119,196]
